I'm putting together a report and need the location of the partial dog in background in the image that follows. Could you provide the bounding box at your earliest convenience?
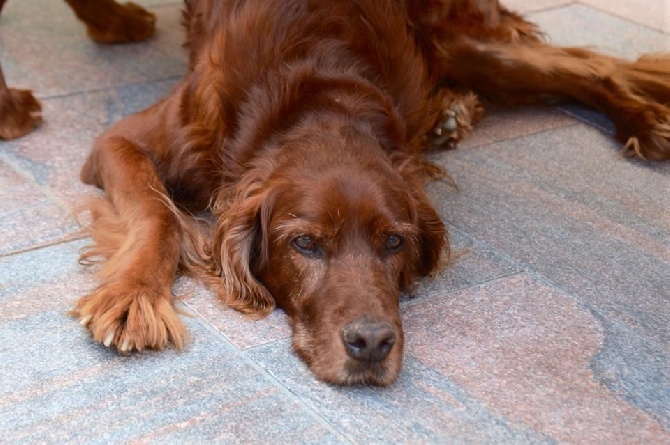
[0,0,156,140]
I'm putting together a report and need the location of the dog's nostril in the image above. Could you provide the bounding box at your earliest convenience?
[342,319,396,362]
[348,337,367,352]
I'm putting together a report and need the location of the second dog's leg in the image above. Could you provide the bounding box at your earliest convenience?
[65,0,156,43]
[0,64,42,140]
[74,135,187,352]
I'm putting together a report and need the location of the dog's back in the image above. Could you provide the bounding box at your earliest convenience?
[181,0,439,149]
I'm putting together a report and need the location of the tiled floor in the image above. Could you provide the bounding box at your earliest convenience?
[1,0,669,443]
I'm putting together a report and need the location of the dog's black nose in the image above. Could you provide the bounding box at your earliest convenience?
[342,318,396,362]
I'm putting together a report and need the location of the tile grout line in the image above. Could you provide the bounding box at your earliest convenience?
[522,0,577,15]
[0,149,83,228]
[401,270,527,310]
[34,74,185,102]
[0,233,88,259]
[410,222,669,347]
[574,1,670,34]
[178,298,356,444]
[1,73,185,248]
[457,119,581,152]
[557,106,615,135]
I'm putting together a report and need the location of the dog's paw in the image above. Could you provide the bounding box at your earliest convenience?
[427,91,485,148]
[73,282,187,352]
[86,2,156,44]
[0,88,42,140]
[619,105,670,161]
[429,103,461,148]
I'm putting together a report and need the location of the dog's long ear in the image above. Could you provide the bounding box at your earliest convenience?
[208,179,281,319]
[393,154,449,280]
[410,183,448,278]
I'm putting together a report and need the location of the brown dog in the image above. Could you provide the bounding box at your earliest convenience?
[73,0,670,386]
[0,0,156,140]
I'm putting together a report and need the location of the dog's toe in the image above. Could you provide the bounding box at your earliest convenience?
[430,104,461,147]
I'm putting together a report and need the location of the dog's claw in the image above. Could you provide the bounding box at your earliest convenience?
[443,116,458,132]
[103,330,115,347]
[79,315,92,326]
[429,102,461,147]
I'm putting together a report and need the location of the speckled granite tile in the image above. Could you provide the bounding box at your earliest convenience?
[432,124,670,344]
[0,158,79,255]
[503,0,574,14]
[0,240,85,307]
[176,278,292,350]
[408,225,522,301]
[591,312,670,429]
[0,1,186,98]
[0,242,342,444]
[1,314,342,444]
[529,4,670,58]
[579,0,670,33]
[247,339,552,443]
[449,104,578,151]
[557,103,616,136]
[473,105,577,146]
[2,78,180,210]
[403,274,669,443]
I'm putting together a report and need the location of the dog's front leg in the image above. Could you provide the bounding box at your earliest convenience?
[73,135,187,352]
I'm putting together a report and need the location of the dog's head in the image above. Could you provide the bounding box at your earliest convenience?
[211,123,447,386]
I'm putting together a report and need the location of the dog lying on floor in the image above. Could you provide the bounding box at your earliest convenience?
[72,0,670,386]
[0,0,156,140]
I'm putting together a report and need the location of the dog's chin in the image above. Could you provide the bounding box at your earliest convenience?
[293,337,402,386]
[306,357,402,387]
[344,359,402,386]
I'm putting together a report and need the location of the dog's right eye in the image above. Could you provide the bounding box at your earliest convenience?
[291,235,322,257]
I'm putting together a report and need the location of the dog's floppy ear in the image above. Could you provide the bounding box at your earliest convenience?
[410,183,448,277]
[393,154,449,280]
[207,178,281,318]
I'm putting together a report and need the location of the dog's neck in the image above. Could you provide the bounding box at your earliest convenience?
[226,63,408,169]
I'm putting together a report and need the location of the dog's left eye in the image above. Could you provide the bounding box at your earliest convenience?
[385,234,404,252]
[292,235,322,257]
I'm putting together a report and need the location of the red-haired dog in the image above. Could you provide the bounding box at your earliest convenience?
[74,0,669,385]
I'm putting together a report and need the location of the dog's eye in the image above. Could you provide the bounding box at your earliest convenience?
[385,234,404,252]
[292,235,322,257]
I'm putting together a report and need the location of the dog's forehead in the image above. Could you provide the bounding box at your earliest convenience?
[277,168,412,232]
